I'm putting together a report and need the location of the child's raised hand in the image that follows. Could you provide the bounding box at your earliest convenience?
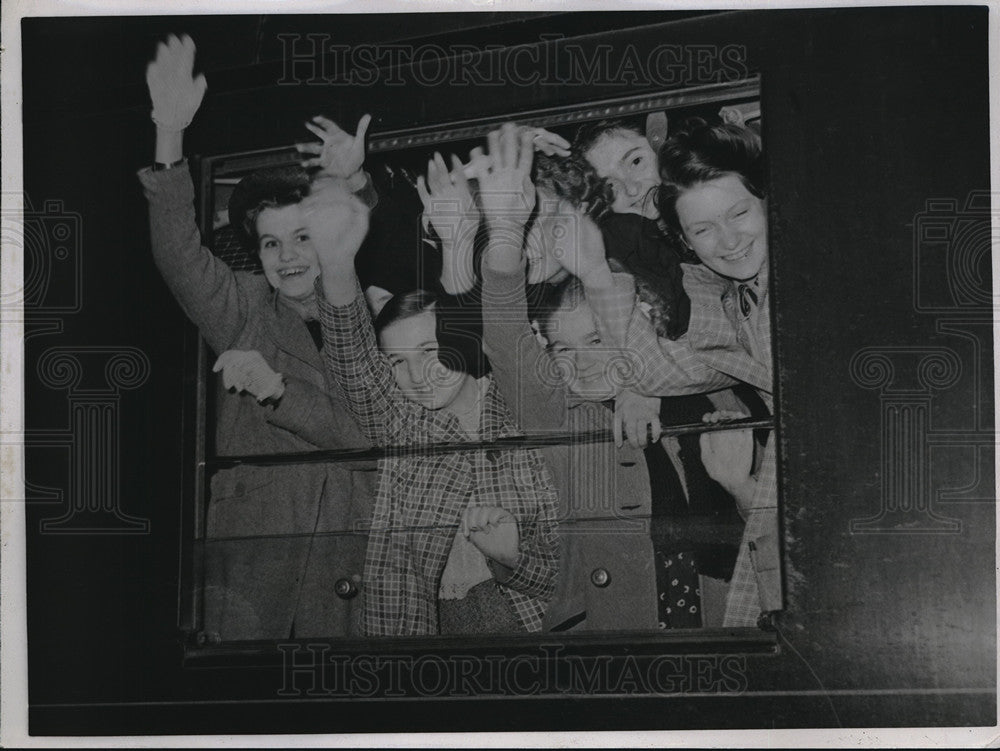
[417,153,479,294]
[297,114,371,179]
[146,34,207,132]
[417,153,477,239]
[460,505,520,569]
[471,123,537,228]
[300,177,371,267]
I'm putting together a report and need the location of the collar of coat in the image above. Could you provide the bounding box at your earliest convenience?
[679,259,772,395]
[259,287,326,375]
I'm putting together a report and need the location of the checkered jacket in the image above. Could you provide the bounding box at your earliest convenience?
[318,286,559,636]
[588,262,779,627]
[686,262,779,627]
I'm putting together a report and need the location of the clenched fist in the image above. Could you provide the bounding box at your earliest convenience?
[460,505,520,569]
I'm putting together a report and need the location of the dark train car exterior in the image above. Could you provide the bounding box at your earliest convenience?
[16,6,994,735]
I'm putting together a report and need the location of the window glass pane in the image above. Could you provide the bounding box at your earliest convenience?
[182,80,779,648]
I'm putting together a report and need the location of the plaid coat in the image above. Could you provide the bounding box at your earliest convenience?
[685,262,779,627]
[588,262,779,627]
[318,287,559,636]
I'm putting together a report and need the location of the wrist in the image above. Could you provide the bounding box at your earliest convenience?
[579,263,613,290]
[318,262,359,306]
[154,128,184,165]
[482,245,523,275]
[485,218,526,256]
[489,551,520,579]
[496,551,519,569]
[485,215,528,235]
[344,170,367,192]
[152,158,186,172]
[260,377,286,406]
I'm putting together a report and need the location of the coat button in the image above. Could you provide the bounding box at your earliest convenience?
[334,578,359,599]
[590,568,611,588]
[233,481,246,497]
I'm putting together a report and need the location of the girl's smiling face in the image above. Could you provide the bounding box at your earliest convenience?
[378,310,470,410]
[675,173,768,281]
[584,130,661,219]
[256,204,320,301]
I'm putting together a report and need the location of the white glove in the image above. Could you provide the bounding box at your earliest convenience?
[146,34,207,132]
[213,350,285,403]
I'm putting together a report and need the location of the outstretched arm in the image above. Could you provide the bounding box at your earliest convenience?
[139,34,258,355]
[417,151,480,295]
[306,180,413,445]
[474,124,569,431]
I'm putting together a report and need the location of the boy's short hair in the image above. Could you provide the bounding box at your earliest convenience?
[373,289,437,339]
[373,289,484,377]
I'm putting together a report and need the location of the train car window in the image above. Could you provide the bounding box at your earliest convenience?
[179,77,782,661]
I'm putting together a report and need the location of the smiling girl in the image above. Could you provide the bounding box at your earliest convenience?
[581,120,779,626]
[138,36,377,641]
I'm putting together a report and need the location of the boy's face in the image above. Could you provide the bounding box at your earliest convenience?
[546,301,625,402]
[585,130,661,219]
[256,204,321,301]
[379,310,469,410]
